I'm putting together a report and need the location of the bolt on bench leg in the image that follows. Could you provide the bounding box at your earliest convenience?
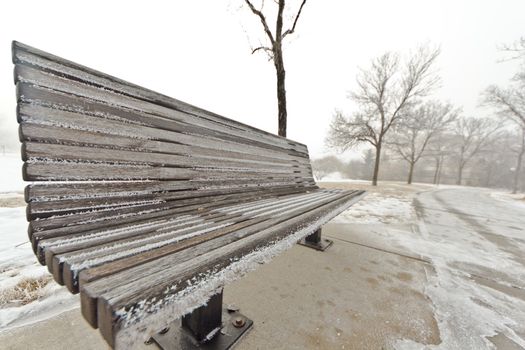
[150,289,253,350]
[298,228,333,251]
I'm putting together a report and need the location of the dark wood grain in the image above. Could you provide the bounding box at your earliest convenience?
[13,41,364,349]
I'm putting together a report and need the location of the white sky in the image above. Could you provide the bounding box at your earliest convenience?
[0,0,523,158]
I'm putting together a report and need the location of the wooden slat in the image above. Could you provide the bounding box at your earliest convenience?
[26,183,314,219]
[22,142,308,176]
[30,186,318,246]
[12,42,366,350]
[19,122,307,169]
[47,191,335,286]
[17,97,307,163]
[17,101,311,164]
[24,178,314,202]
[12,41,308,153]
[81,190,363,341]
[14,64,308,156]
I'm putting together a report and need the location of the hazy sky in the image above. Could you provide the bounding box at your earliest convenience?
[0,0,523,158]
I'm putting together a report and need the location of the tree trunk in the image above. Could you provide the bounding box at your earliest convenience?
[273,44,287,137]
[407,161,415,185]
[372,144,381,186]
[432,157,440,185]
[513,148,524,194]
[512,130,525,194]
[457,164,464,186]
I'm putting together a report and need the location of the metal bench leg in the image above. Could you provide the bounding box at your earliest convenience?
[150,289,253,350]
[298,228,333,251]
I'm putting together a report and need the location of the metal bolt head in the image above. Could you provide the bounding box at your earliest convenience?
[232,316,245,328]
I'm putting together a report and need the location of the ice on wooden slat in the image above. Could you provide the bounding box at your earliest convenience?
[31,190,161,202]
[112,200,354,349]
[27,157,154,168]
[219,191,318,214]
[33,199,164,214]
[44,216,191,250]
[71,222,234,273]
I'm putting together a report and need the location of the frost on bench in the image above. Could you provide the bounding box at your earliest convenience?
[12,41,365,348]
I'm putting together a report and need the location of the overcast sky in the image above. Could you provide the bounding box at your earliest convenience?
[0,0,523,158]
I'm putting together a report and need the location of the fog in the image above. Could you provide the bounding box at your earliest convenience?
[0,1,523,189]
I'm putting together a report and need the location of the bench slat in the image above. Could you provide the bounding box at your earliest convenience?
[12,42,365,350]
[82,190,363,346]
[48,191,336,287]
[13,41,308,153]
[20,123,305,169]
[25,178,314,203]
[18,100,311,165]
[15,65,308,156]
[22,142,308,176]
[26,183,314,219]
[30,186,317,243]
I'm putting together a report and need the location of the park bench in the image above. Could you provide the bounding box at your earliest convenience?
[12,41,365,349]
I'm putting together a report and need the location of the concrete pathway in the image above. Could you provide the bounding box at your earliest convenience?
[1,187,524,349]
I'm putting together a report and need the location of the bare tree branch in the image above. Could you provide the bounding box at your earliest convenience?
[483,85,525,126]
[327,45,441,185]
[244,0,275,45]
[452,117,502,185]
[281,0,307,38]
[498,36,525,62]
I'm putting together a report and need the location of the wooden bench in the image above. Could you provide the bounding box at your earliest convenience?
[12,41,365,349]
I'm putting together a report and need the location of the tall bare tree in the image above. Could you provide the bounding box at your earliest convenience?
[452,117,501,185]
[311,155,344,181]
[388,101,458,184]
[243,0,307,137]
[426,132,456,185]
[326,45,441,185]
[483,85,525,193]
[499,36,525,62]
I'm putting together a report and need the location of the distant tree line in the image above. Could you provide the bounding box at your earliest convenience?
[319,40,525,193]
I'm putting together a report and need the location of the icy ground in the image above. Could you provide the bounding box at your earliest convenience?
[1,156,524,350]
[322,179,525,349]
[0,154,77,330]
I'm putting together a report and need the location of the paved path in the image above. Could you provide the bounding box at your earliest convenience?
[402,188,525,349]
[1,187,524,349]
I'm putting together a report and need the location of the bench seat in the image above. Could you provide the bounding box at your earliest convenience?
[12,41,365,348]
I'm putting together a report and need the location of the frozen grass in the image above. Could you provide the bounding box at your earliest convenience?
[0,275,52,307]
[0,195,77,329]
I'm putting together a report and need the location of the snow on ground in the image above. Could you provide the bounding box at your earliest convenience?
[0,154,77,330]
[331,191,415,224]
[0,154,25,195]
[320,179,428,224]
[325,180,525,349]
[490,191,525,210]
[318,172,371,183]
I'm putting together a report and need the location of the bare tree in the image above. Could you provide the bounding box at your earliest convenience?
[243,0,307,137]
[452,117,501,185]
[325,45,441,186]
[426,132,456,185]
[499,36,525,62]
[483,85,525,192]
[388,101,458,184]
[311,155,344,181]
[511,128,525,192]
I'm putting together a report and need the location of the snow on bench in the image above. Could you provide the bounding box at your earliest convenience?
[12,41,365,349]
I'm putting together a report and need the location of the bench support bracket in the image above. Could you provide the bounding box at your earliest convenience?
[151,289,253,350]
[298,228,333,251]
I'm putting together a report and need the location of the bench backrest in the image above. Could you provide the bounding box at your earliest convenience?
[12,42,316,246]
